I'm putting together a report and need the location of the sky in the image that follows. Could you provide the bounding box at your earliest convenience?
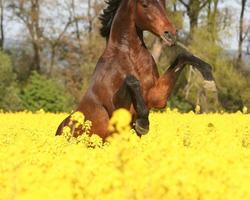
[221,0,250,50]
[4,0,250,50]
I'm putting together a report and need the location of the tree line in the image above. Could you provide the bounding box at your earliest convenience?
[0,0,249,113]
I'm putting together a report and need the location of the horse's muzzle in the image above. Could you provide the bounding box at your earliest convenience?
[161,31,177,46]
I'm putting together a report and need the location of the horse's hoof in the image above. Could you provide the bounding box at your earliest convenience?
[135,119,149,135]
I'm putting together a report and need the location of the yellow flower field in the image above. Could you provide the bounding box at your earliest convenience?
[0,109,250,200]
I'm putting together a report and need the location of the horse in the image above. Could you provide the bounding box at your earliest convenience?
[56,0,215,139]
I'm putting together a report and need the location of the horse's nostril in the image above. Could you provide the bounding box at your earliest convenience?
[162,31,177,46]
[164,31,174,40]
[164,31,170,36]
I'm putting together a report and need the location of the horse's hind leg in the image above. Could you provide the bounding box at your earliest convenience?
[114,75,149,135]
[56,116,71,136]
[56,103,110,139]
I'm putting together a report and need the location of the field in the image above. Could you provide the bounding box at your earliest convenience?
[0,109,250,200]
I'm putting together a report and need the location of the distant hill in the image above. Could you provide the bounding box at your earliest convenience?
[4,38,250,71]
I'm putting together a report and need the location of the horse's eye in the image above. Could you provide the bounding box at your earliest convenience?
[141,0,148,8]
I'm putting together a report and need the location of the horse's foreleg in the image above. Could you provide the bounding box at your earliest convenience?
[115,75,149,135]
[173,53,216,90]
[147,53,216,109]
[168,53,215,81]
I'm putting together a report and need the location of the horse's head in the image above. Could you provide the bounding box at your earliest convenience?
[135,0,177,46]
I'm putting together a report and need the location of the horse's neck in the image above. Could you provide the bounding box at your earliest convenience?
[108,1,144,53]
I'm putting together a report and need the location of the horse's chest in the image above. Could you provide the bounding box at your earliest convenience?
[119,51,158,93]
[133,61,157,93]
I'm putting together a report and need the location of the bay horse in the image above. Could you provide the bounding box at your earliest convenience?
[56,0,215,139]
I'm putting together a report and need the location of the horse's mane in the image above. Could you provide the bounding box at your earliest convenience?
[99,0,122,39]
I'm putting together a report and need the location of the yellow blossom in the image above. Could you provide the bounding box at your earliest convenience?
[243,106,248,114]
[108,109,132,133]
[70,111,85,126]
[0,110,250,200]
[195,105,201,114]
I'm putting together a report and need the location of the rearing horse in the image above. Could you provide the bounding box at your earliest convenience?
[56,0,214,139]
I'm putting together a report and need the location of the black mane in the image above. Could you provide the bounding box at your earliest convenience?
[99,0,122,39]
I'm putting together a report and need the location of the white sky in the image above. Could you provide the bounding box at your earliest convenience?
[4,0,250,50]
[222,0,250,49]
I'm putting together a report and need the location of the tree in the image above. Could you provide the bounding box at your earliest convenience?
[238,0,248,62]
[247,34,250,55]
[9,0,43,72]
[178,0,210,37]
[0,0,5,49]
[207,0,219,40]
[0,51,23,111]
[70,0,82,46]
[42,0,80,76]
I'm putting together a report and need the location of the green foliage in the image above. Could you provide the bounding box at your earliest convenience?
[0,51,23,111]
[215,62,250,112]
[20,72,74,112]
[189,27,222,62]
[167,95,194,113]
[0,85,24,112]
[0,51,14,86]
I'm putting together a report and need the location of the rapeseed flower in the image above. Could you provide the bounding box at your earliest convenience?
[0,110,250,200]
